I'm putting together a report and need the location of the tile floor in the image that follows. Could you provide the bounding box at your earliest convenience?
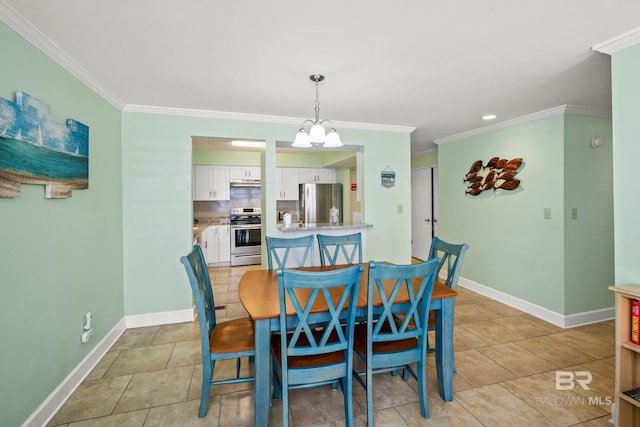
[48,264,615,426]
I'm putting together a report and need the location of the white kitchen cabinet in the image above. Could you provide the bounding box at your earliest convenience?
[193,165,230,201]
[298,167,335,184]
[202,225,230,265]
[229,165,260,181]
[276,167,299,200]
[217,225,230,263]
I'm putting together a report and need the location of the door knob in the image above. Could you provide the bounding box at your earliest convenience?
[425,219,431,222]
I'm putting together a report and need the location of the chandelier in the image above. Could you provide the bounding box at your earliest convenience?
[292,74,343,148]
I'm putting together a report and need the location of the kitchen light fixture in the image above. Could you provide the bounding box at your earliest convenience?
[292,74,343,148]
[482,114,497,121]
[231,140,265,148]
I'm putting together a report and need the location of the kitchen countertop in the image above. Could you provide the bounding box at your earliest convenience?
[193,218,230,239]
[277,222,372,232]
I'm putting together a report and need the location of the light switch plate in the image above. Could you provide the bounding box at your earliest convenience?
[543,208,551,219]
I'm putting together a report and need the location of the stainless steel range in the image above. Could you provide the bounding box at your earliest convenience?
[230,207,262,266]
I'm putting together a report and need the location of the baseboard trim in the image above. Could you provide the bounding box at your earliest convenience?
[458,277,614,329]
[22,318,126,427]
[563,306,616,328]
[124,308,194,328]
[24,309,195,427]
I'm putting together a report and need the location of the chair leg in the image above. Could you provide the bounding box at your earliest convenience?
[417,360,430,419]
[271,357,282,400]
[366,368,374,427]
[199,361,213,417]
[342,376,354,427]
[402,367,410,382]
[281,379,289,427]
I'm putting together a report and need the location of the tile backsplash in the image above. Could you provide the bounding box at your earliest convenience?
[193,187,261,221]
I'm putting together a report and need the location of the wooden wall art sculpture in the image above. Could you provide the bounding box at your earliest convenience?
[464,157,522,196]
[0,92,89,199]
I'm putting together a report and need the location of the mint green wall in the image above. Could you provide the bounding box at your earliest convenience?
[193,149,261,165]
[439,116,568,313]
[611,44,640,285]
[411,150,438,169]
[121,116,412,315]
[438,113,613,315]
[563,115,614,313]
[0,23,123,426]
[359,130,412,262]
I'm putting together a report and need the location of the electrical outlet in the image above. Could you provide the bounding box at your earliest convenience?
[397,204,403,214]
[543,208,551,219]
[81,311,93,344]
[571,208,578,220]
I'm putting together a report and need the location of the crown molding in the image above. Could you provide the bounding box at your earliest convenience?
[0,1,125,109]
[592,26,640,55]
[123,104,416,134]
[434,104,610,145]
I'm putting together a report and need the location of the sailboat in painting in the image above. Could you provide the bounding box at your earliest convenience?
[0,92,89,198]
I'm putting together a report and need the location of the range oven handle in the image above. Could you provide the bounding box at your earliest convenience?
[230,224,262,229]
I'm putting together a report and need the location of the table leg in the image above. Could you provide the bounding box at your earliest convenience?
[254,319,271,427]
[435,297,454,401]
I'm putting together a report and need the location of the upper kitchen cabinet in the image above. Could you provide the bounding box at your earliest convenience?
[298,167,335,184]
[229,165,260,181]
[193,165,230,201]
[276,167,299,201]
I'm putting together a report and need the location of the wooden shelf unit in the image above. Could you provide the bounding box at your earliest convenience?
[610,284,640,426]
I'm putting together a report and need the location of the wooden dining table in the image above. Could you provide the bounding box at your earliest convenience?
[238,263,458,427]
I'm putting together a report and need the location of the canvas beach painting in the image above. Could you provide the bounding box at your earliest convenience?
[0,92,89,199]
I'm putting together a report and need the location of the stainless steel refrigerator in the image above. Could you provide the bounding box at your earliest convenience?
[299,183,343,224]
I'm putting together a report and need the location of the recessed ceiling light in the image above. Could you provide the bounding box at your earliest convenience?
[482,114,497,121]
[231,140,265,148]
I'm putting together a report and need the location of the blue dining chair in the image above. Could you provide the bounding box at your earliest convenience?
[426,237,469,369]
[353,259,440,426]
[180,245,255,417]
[317,232,362,266]
[271,264,363,427]
[266,235,315,269]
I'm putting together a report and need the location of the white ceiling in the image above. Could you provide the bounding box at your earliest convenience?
[2,1,639,155]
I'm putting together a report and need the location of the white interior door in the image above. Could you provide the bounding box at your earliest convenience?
[411,168,433,260]
[432,166,439,237]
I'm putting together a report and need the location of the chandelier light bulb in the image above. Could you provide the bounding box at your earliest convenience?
[308,123,326,143]
[323,129,342,148]
[292,129,312,148]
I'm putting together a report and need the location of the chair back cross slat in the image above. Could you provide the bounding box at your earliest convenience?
[317,232,362,266]
[266,235,315,269]
[428,237,469,290]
